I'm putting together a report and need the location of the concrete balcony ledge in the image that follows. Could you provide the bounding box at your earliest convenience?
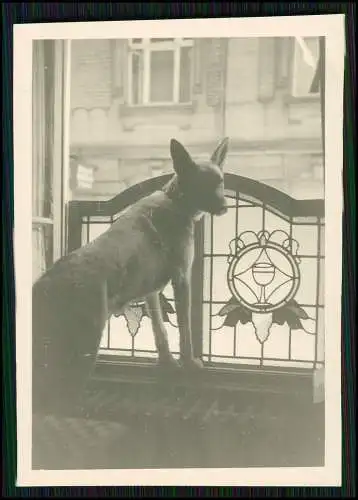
[119,102,196,117]
[70,137,323,159]
[91,356,316,404]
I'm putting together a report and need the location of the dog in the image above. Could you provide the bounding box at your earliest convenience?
[32,137,229,416]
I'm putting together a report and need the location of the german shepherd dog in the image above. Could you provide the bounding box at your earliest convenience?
[32,138,229,416]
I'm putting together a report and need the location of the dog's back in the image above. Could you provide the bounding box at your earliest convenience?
[32,137,229,416]
[32,188,195,414]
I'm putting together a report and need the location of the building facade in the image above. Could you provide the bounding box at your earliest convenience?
[69,36,323,201]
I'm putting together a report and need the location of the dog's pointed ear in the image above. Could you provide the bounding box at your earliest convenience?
[170,139,194,176]
[211,137,229,170]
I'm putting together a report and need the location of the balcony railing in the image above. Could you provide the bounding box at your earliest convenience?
[67,173,324,394]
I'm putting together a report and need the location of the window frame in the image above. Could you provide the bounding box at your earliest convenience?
[127,37,194,107]
[32,39,72,281]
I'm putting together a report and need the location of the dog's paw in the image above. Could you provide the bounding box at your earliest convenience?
[180,356,204,370]
[157,355,181,370]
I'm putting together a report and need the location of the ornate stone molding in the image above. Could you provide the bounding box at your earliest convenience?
[206,38,228,108]
[257,37,276,103]
[111,39,128,102]
[275,37,291,90]
[192,39,203,95]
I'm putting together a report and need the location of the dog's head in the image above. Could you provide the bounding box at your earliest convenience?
[169,137,229,217]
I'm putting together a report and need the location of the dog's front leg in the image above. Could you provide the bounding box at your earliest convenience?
[172,273,204,370]
[145,292,181,369]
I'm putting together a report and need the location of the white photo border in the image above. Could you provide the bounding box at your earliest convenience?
[14,14,345,487]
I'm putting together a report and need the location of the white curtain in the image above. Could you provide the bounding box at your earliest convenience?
[32,41,47,283]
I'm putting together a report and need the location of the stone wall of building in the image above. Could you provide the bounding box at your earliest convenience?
[69,37,324,202]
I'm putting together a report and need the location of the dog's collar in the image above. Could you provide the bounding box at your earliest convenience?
[162,178,201,219]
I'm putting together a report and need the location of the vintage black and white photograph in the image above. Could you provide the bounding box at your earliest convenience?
[14,16,345,487]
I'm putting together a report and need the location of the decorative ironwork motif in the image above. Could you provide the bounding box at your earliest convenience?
[69,174,324,369]
[219,230,316,343]
[115,292,175,336]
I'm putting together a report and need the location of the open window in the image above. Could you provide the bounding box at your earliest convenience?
[32,40,71,282]
[291,37,321,98]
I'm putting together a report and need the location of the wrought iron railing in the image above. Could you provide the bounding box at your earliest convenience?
[67,173,325,375]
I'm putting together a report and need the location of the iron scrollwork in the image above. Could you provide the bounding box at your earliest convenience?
[114,292,176,336]
[217,230,316,343]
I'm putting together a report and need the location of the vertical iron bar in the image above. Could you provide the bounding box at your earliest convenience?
[259,202,266,367]
[314,217,322,368]
[191,218,205,359]
[288,216,293,360]
[262,203,266,231]
[107,216,115,350]
[131,335,135,358]
[208,215,214,362]
[86,216,90,244]
[233,196,239,357]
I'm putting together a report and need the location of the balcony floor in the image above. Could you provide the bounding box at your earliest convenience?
[32,379,325,470]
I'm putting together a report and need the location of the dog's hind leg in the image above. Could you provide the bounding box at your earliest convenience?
[32,281,108,417]
[145,292,181,369]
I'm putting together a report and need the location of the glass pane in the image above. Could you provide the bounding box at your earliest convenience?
[292,223,318,256]
[33,41,55,220]
[89,222,111,243]
[236,321,262,358]
[290,327,316,362]
[132,316,158,353]
[320,224,325,257]
[262,323,290,360]
[294,37,320,96]
[210,304,235,357]
[202,303,210,356]
[203,256,212,301]
[134,315,179,355]
[43,42,55,219]
[32,224,53,283]
[212,204,236,254]
[179,46,192,103]
[104,297,180,356]
[211,256,232,303]
[132,50,143,105]
[99,326,109,349]
[162,282,174,300]
[111,314,157,353]
[316,307,325,362]
[264,209,291,236]
[319,258,324,306]
[149,50,174,103]
[294,257,318,305]
[203,214,212,254]
[81,219,111,245]
[237,205,264,237]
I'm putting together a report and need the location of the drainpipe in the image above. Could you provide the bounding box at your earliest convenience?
[310,36,325,404]
[319,37,325,184]
[310,37,325,184]
[221,38,228,141]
